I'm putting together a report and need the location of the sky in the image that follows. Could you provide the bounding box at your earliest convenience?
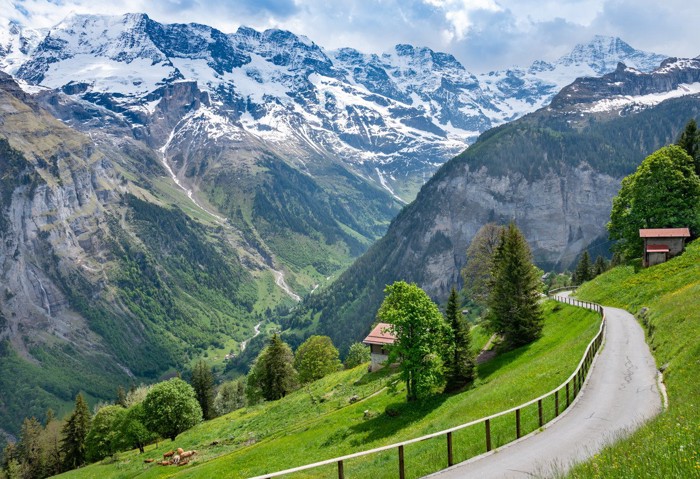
[2,0,699,71]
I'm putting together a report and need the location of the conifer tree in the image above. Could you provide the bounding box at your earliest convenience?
[60,393,91,470]
[444,287,476,391]
[574,250,592,284]
[191,360,216,419]
[249,334,298,401]
[593,255,608,277]
[677,118,700,175]
[487,223,544,349]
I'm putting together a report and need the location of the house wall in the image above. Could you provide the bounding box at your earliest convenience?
[369,352,388,372]
[644,237,685,256]
[647,251,668,267]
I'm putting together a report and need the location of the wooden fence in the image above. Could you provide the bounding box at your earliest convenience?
[250,290,605,479]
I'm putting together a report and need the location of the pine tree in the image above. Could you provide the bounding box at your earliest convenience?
[60,393,91,471]
[249,334,298,401]
[592,255,608,277]
[191,360,216,419]
[487,223,544,349]
[444,287,476,391]
[574,250,592,284]
[677,118,700,175]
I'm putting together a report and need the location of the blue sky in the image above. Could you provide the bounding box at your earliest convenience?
[3,0,699,71]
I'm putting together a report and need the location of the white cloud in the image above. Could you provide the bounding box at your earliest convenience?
[2,0,698,72]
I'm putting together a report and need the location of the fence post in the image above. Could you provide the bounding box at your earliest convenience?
[447,432,453,467]
[538,399,543,427]
[398,445,405,479]
[566,382,570,407]
[555,390,559,416]
[516,409,521,438]
[485,419,492,452]
[338,460,344,479]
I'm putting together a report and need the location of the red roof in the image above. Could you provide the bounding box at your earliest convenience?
[363,322,396,345]
[646,244,670,253]
[639,228,690,238]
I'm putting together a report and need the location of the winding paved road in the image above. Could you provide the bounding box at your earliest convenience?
[428,295,662,478]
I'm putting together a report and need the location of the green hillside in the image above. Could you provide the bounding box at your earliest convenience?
[55,300,599,479]
[569,239,700,478]
[282,96,700,356]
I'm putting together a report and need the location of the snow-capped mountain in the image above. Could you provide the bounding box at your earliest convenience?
[0,14,672,201]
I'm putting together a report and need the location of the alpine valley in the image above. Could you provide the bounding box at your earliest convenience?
[0,11,698,440]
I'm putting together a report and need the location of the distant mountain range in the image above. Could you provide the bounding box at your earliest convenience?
[285,56,700,354]
[1,11,698,440]
[0,14,668,201]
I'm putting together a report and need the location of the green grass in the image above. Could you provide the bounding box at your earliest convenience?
[58,301,599,479]
[568,239,700,478]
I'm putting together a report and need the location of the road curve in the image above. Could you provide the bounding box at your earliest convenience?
[428,298,662,478]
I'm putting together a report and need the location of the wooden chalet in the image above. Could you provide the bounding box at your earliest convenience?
[362,322,396,372]
[639,228,691,267]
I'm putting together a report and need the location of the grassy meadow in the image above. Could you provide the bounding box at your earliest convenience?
[568,239,700,478]
[57,300,599,479]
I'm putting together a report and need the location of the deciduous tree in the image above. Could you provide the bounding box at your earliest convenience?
[462,223,506,307]
[117,403,155,454]
[85,405,126,462]
[294,335,341,384]
[344,343,371,369]
[213,378,247,416]
[487,223,544,349]
[378,281,449,401]
[444,287,476,391]
[142,378,202,441]
[609,145,700,258]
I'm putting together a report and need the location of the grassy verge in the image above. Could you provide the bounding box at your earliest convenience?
[568,240,700,478]
[58,300,599,479]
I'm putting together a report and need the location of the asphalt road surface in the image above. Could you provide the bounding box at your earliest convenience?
[428,297,662,478]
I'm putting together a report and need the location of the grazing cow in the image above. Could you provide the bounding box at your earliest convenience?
[177,447,184,455]
[163,450,175,459]
[180,450,197,459]
[172,454,181,465]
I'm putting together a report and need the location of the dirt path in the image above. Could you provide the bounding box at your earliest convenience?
[428,294,662,478]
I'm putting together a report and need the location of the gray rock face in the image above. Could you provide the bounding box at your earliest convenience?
[412,165,621,298]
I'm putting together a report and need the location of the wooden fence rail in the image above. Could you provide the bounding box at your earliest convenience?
[250,289,604,479]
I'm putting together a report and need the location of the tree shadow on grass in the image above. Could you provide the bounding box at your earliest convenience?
[352,365,396,387]
[345,394,449,446]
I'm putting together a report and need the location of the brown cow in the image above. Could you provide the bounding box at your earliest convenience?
[163,450,175,459]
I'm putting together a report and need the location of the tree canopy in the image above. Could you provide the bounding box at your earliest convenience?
[444,287,476,391]
[191,360,216,420]
[247,334,299,401]
[60,393,91,470]
[142,378,202,441]
[487,223,544,349]
[677,118,700,175]
[462,223,505,307]
[608,145,700,258]
[344,342,371,369]
[294,335,341,384]
[85,405,126,462]
[378,281,449,401]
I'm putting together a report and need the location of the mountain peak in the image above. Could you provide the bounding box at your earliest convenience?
[557,35,667,74]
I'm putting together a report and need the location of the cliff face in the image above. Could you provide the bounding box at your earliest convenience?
[399,164,620,299]
[0,72,261,436]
